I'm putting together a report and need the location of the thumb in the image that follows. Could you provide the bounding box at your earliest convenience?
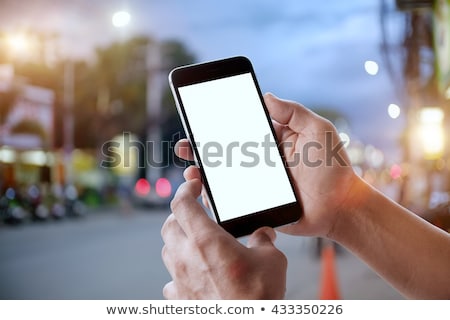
[264,92,315,134]
[247,227,277,248]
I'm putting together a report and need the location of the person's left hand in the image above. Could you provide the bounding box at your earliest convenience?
[161,176,288,299]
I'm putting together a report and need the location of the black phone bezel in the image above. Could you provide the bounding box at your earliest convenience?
[169,56,302,238]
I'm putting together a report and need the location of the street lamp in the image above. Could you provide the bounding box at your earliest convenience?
[63,11,131,184]
[364,60,379,76]
[3,32,43,64]
[111,11,164,184]
[6,34,29,53]
[388,103,401,119]
[112,11,131,28]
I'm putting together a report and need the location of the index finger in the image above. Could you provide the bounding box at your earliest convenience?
[170,179,222,239]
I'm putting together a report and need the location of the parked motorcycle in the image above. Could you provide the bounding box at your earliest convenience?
[0,187,29,225]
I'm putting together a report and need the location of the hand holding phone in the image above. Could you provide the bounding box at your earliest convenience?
[169,56,302,237]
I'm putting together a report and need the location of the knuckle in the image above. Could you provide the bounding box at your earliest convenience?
[163,282,176,299]
[170,180,200,213]
[320,118,336,132]
[170,189,189,212]
[161,214,177,239]
[169,197,179,213]
[161,245,169,262]
[173,259,188,278]
[274,249,288,268]
[190,233,210,249]
[191,232,231,257]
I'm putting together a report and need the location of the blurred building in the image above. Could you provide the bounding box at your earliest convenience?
[0,66,57,187]
[392,0,450,218]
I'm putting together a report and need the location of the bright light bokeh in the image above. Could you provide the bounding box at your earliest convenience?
[112,11,131,28]
[364,60,379,75]
[390,164,402,180]
[419,107,444,123]
[135,178,150,196]
[365,145,384,168]
[418,127,445,159]
[110,134,138,175]
[388,103,401,119]
[20,150,47,166]
[417,107,445,160]
[6,33,30,53]
[338,132,350,148]
[155,178,172,198]
[0,147,16,163]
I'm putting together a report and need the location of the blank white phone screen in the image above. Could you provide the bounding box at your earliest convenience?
[178,73,296,222]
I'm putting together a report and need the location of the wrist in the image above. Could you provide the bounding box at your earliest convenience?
[327,173,374,244]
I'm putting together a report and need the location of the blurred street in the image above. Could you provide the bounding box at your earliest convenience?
[0,0,449,303]
[0,206,403,300]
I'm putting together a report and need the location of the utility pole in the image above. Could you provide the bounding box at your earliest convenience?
[399,11,424,206]
[63,60,74,185]
[146,42,163,185]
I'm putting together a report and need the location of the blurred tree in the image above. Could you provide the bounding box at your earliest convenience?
[95,36,148,137]
[160,40,196,167]
[160,39,196,117]
[92,36,196,152]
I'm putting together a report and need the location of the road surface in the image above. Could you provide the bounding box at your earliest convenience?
[0,206,403,300]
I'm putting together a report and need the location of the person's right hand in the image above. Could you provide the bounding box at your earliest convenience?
[262,93,361,238]
[175,93,362,238]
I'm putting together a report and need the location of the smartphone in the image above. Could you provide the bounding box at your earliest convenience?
[168,56,302,238]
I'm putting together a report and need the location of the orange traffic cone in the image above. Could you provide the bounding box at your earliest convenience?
[318,243,341,300]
